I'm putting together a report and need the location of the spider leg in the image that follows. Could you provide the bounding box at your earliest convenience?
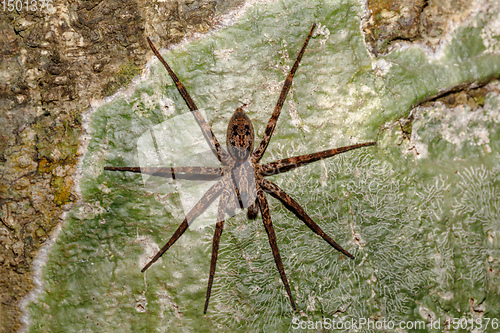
[260,142,376,176]
[259,178,354,259]
[204,188,229,314]
[230,170,244,209]
[104,166,223,181]
[146,38,231,165]
[252,24,316,163]
[257,187,297,311]
[141,177,227,272]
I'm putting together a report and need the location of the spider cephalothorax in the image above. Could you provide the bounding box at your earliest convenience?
[105,24,376,313]
[227,107,255,162]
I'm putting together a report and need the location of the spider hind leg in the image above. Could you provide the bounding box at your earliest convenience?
[141,177,226,272]
[204,220,224,314]
[204,189,228,313]
[257,188,297,311]
[260,178,354,259]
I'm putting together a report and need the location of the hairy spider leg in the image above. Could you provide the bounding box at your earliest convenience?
[204,188,230,313]
[256,186,297,310]
[104,166,223,181]
[146,38,231,165]
[230,170,245,210]
[141,177,227,272]
[260,178,354,259]
[260,142,377,176]
[252,23,317,163]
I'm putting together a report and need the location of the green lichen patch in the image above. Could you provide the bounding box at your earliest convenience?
[102,62,142,97]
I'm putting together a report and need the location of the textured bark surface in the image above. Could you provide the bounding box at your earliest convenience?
[0,1,243,331]
[363,0,473,55]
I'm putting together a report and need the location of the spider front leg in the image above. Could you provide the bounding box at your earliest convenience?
[259,178,354,259]
[252,23,317,163]
[257,187,297,310]
[142,177,227,272]
[146,38,231,165]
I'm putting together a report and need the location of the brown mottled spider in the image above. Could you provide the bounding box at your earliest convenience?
[105,24,376,313]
